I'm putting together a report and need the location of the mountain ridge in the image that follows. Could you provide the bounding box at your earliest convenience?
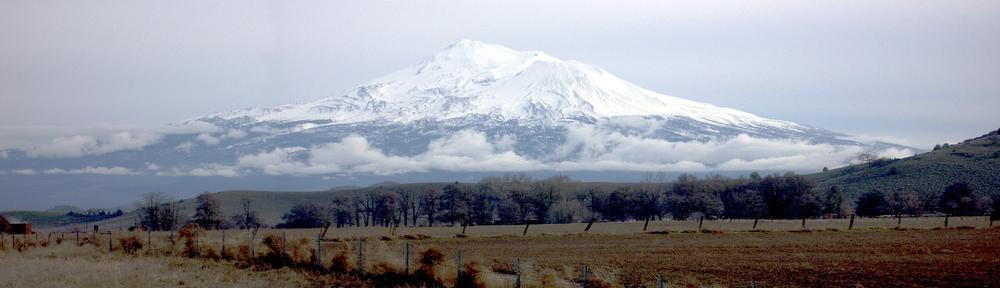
[200,40,811,135]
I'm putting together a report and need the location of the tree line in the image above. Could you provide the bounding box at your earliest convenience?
[136,173,999,231]
[276,173,999,229]
[135,192,260,231]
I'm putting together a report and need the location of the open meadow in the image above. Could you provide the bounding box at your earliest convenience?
[2,217,998,287]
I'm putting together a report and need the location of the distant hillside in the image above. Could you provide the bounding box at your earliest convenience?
[810,128,1000,199]
[0,210,121,228]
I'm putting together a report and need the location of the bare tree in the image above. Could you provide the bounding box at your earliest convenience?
[137,192,165,231]
[136,192,180,231]
[230,197,260,229]
[193,192,223,229]
[420,188,440,227]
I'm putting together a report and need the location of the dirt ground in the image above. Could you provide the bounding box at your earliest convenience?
[412,228,1000,287]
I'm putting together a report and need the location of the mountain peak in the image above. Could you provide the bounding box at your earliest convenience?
[424,40,554,71]
[206,40,803,131]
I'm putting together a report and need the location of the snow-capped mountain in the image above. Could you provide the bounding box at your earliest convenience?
[207,40,804,133]
[1,40,916,209]
[189,39,858,158]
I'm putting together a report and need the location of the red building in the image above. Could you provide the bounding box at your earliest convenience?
[0,215,33,234]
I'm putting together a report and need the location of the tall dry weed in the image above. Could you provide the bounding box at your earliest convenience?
[118,236,143,255]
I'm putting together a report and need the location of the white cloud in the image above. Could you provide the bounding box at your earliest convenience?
[13,169,36,175]
[224,129,247,139]
[0,122,223,155]
[26,131,162,158]
[196,133,221,145]
[145,162,161,171]
[175,142,195,153]
[0,170,7,175]
[42,166,136,175]
[874,147,916,159]
[213,128,912,177]
[847,134,918,148]
[188,164,240,177]
[249,126,285,134]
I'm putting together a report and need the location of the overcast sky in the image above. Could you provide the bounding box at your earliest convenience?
[1,1,998,148]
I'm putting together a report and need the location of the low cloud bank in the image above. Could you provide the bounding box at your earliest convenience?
[17,121,252,158]
[209,128,912,177]
[43,166,135,175]
[5,123,914,177]
[27,132,162,158]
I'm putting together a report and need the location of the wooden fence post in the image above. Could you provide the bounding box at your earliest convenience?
[315,233,322,268]
[698,216,704,231]
[75,231,80,246]
[753,218,759,229]
[404,242,410,275]
[523,222,530,236]
[147,229,152,253]
[643,217,650,231]
[584,218,595,232]
[849,214,855,230]
[250,225,259,259]
[657,274,664,288]
[357,238,364,273]
[222,229,226,257]
[582,265,589,288]
[944,214,950,228]
[281,231,286,264]
[108,232,113,252]
[195,227,200,257]
[515,257,521,288]
[456,249,462,279]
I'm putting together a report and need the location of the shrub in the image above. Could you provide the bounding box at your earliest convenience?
[118,236,143,255]
[413,248,446,287]
[455,262,486,288]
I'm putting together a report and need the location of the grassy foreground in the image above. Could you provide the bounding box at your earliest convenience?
[0,245,309,288]
[4,219,999,287]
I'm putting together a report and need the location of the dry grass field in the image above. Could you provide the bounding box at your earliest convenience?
[0,245,310,288]
[3,217,998,287]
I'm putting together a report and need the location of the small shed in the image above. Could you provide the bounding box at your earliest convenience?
[0,215,33,234]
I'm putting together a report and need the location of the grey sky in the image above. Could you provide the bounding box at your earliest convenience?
[1,1,998,148]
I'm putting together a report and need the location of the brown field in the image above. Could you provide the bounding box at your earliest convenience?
[3,217,998,287]
[0,245,309,288]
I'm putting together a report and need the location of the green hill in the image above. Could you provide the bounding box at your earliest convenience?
[810,128,1000,199]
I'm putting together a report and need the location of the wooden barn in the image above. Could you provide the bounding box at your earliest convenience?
[0,215,33,234]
